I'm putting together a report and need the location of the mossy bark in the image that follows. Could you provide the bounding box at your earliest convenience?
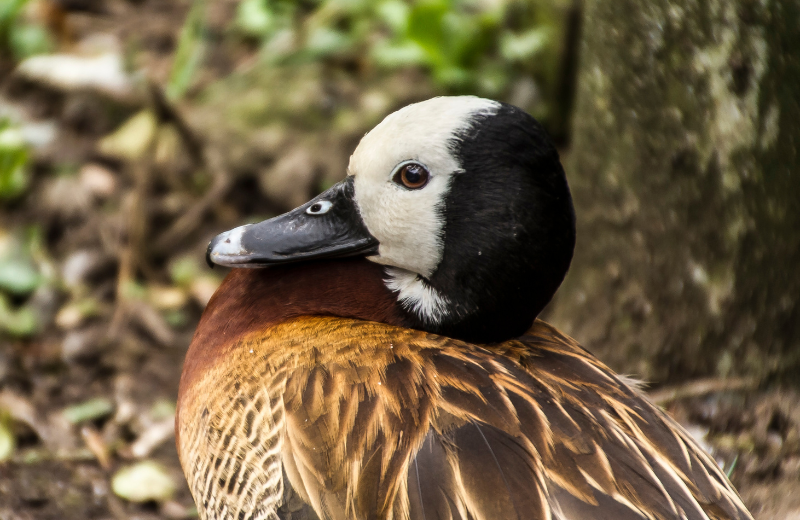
[546,0,800,383]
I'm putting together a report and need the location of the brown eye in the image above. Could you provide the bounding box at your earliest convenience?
[394,163,430,189]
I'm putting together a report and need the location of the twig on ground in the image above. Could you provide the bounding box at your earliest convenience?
[108,155,154,339]
[648,377,759,406]
[149,82,234,251]
[80,425,111,469]
[153,147,232,251]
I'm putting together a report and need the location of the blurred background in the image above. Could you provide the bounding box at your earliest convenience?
[0,0,798,518]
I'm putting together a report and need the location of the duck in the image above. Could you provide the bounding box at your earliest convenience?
[176,96,753,520]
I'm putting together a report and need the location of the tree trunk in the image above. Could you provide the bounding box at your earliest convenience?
[546,0,800,384]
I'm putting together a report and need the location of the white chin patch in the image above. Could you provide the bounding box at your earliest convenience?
[348,96,500,279]
[384,267,450,325]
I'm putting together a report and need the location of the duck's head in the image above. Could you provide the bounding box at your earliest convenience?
[207,96,575,343]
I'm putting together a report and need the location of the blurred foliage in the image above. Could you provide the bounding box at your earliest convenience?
[0,0,52,60]
[0,227,51,338]
[167,0,208,100]
[0,0,569,516]
[0,118,31,200]
[0,255,40,296]
[0,292,37,336]
[0,0,796,516]
[228,0,568,117]
[62,397,114,425]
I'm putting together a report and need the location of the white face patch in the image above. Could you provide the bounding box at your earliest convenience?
[348,96,500,279]
[384,267,451,325]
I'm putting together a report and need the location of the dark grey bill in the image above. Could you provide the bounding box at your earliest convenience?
[206,177,378,268]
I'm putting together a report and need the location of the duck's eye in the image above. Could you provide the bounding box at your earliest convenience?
[393,163,430,190]
[306,200,332,215]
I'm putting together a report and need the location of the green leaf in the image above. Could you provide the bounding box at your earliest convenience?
[500,28,550,62]
[0,123,30,200]
[0,159,28,199]
[236,0,275,36]
[371,40,427,67]
[0,294,38,337]
[167,0,207,101]
[0,257,40,295]
[304,26,352,57]
[62,397,114,424]
[0,0,28,39]
[376,0,409,33]
[9,22,53,60]
[0,0,28,24]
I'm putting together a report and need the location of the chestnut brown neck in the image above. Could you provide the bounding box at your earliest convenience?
[179,258,408,398]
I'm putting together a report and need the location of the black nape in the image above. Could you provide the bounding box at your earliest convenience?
[413,102,576,344]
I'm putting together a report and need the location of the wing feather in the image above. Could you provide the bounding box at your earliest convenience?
[187,317,751,520]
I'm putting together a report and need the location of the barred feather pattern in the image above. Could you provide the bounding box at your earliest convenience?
[177,318,752,520]
[179,360,291,520]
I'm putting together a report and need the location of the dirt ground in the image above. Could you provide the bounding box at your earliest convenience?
[0,1,798,519]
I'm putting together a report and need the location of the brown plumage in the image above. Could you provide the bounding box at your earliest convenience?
[177,259,751,520]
